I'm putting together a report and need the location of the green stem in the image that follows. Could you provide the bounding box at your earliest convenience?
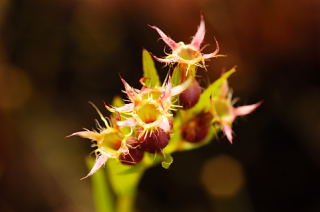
[87,158,115,212]
[106,159,147,212]
[179,64,196,81]
[116,192,136,212]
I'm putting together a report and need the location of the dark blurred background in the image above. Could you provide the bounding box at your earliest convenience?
[0,0,319,211]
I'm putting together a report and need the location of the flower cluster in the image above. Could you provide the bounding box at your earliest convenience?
[70,16,260,178]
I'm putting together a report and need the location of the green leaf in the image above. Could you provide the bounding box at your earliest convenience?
[171,66,181,86]
[142,49,160,87]
[161,154,173,169]
[112,96,125,107]
[191,67,236,114]
[86,157,115,212]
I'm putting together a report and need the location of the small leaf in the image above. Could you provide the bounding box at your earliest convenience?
[112,96,125,107]
[191,67,236,114]
[161,154,173,169]
[142,49,160,87]
[142,152,162,166]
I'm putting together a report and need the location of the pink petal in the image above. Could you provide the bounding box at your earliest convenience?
[160,76,172,101]
[219,81,230,98]
[140,87,153,94]
[170,78,192,96]
[202,53,217,60]
[117,118,137,127]
[158,117,171,133]
[153,55,178,63]
[234,101,262,117]
[202,37,221,59]
[114,103,134,113]
[81,154,108,180]
[120,77,137,101]
[222,123,233,144]
[149,25,178,50]
[191,15,205,50]
[68,130,102,141]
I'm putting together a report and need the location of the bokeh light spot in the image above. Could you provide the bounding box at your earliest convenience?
[201,154,244,198]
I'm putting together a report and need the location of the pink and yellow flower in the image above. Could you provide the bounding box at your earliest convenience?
[107,76,191,152]
[150,15,224,72]
[210,82,262,143]
[109,77,191,134]
[69,104,143,179]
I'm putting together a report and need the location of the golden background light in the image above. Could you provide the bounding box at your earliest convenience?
[201,154,244,198]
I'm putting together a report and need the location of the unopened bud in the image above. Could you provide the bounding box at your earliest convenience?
[180,79,201,109]
[139,129,170,153]
[182,112,213,143]
[119,143,144,165]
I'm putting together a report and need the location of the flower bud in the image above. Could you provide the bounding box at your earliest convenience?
[182,112,213,143]
[179,79,201,109]
[119,143,144,165]
[139,129,170,153]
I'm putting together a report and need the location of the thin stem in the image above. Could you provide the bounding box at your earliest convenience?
[116,192,136,212]
[179,64,196,81]
[87,158,115,212]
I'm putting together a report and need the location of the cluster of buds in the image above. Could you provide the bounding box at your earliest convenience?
[181,81,261,144]
[70,16,261,178]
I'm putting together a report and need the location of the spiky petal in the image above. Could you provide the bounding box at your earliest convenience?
[149,25,178,50]
[169,77,192,97]
[81,154,109,180]
[191,15,205,50]
[222,123,233,144]
[68,130,102,142]
[117,118,137,127]
[234,102,262,116]
[120,77,138,102]
[158,116,171,133]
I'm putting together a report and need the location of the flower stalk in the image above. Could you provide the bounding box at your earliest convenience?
[69,15,261,212]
